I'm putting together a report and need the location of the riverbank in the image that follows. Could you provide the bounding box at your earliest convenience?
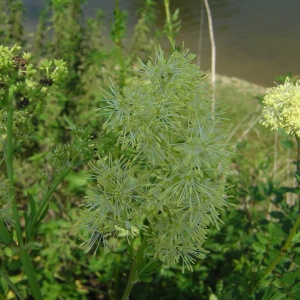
[215,74,276,166]
[215,74,266,129]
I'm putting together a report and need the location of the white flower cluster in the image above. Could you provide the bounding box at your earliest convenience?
[261,78,300,137]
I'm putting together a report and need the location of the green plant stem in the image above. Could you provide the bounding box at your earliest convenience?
[32,158,87,228]
[7,86,23,246]
[297,137,300,173]
[260,212,300,281]
[121,237,148,300]
[113,253,121,300]
[19,249,43,300]
[32,163,74,228]
[163,0,173,43]
[6,86,43,300]
[297,137,300,212]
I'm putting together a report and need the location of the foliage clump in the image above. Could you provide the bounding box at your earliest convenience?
[78,45,232,272]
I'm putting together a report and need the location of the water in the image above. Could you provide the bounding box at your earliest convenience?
[22,0,300,87]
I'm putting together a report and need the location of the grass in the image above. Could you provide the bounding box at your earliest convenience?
[216,74,297,203]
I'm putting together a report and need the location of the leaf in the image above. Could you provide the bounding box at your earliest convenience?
[294,256,300,265]
[269,211,285,220]
[281,272,297,285]
[280,139,293,149]
[268,222,277,238]
[292,247,300,253]
[209,294,218,300]
[0,222,13,245]
[268,222,284,242]
[256,234,269,245]
[261,286,276,300]
[36,204,49,229]
[292,232,300,243]
[24,194,37,239]
[171,9,179,22]
[252,242,266,253]
[296,173,300,184]
[278,128,289,137]
[65,172,88,190]
[27,152,47,161]
[291,282,300,297]
[270,291,288,300]
[268,248,280,259]
[137,260,160,283]
[28,193,36,218]
[40,58,52,69]
[24,211,31,238]
[139,276,152,283]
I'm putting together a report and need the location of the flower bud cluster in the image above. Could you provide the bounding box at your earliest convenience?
[261,78,300,137]
[79,46,231,272]
[46,125,95,176]
[0,44,68,153]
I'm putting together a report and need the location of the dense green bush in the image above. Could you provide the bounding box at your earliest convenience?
[0,1,300,299]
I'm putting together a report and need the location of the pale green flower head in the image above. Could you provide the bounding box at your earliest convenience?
[79,45,232,272]
[261,78,300,137]
[79,155,150,253]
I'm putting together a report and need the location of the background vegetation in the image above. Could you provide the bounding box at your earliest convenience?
[0,0,300,299]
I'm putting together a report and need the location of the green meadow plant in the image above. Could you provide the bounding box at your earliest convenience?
[243,78,300,298]
[0,0,24,46]
[111,0,127,88]
[77,44,232,299]
[171,78,300,300]
[130,0,158,62]
[3,1,300,299]
[163,0,181,44]
[0,44,95,299]
[211,78,300,299]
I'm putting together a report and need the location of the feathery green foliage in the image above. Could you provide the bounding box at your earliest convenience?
[0,1,300,299]
[78,46,232,295]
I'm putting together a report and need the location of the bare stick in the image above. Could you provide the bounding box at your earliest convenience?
[197,0,204,66]
[203,0,216,114]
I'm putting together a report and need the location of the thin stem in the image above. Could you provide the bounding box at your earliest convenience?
[113,253,121,300]
[7,86,23,246]
[6,86,43,300]
[203,0,216,115]
[164,0,172,43]
[297,137,300,211]
[197,0,204,66]
[297,137,300,174]
[32,163,74,228]
[32,158,87,228]
[260,212,300,280]
[121,237,148,300]
[273,131,278,181]
[19,249,43,300]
